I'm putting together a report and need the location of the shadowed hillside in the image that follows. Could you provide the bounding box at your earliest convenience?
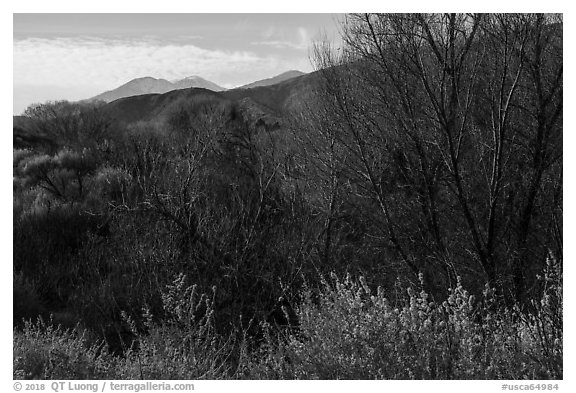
[100,88,228,125]
[89,76,226,103]
[237,70,306,89]
[100,70,318,128]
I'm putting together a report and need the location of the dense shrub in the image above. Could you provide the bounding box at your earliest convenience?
[14,320,114,379]
[14,266,562,380]
[116,274,236,379]
[14,275,236,380]
[249,266,562,379]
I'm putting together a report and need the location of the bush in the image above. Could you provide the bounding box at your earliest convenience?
[14,275,236,380]
[115,274,236,379]
[13,267,562,380]
[251,271,562,379]
[13,319,114,379]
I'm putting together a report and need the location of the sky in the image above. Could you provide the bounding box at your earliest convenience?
[13,13,343,114]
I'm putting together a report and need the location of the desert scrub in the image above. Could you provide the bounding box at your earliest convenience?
[13,319,115,379]
[13,269,561,380]
[255,272,562,379]
[14,274,237,380]
[515,254,563,379]
[115,273,236,379]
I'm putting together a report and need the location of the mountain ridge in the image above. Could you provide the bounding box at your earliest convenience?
[89,70,307,104]
[237,70,306,90]
[99,69,319,129]
[89,76,226,103]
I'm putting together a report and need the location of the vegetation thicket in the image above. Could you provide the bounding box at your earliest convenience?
[14,13,562,379]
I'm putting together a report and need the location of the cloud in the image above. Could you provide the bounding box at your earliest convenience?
[250,40,308,50]
[13,36,282,91]
[13,35,315,113]
[263,26,277,40]
[297,27,311,46]
[251,26,313,51]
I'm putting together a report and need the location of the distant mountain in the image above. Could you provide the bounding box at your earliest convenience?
[237,70,306,89]
[89,77,175,103]
[89,76,226,103]
[172,76,226,92]
[100,70,319,128]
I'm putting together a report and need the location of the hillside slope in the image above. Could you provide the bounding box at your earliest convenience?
[89,76,226,103]
[102,70,319,127]
[237,70,306,89]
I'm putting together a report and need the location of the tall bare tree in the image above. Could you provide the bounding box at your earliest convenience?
[306,13,562,300]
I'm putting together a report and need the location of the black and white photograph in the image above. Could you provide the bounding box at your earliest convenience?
[10,3,565,386]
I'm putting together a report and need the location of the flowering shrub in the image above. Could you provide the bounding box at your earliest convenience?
[253,270,562,379]
[116,274,236,379]
[14,266,562,379]
[13,319,114,379]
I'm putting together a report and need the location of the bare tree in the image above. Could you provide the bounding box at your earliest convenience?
[307,13,562,300]
[23,100,112,152]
